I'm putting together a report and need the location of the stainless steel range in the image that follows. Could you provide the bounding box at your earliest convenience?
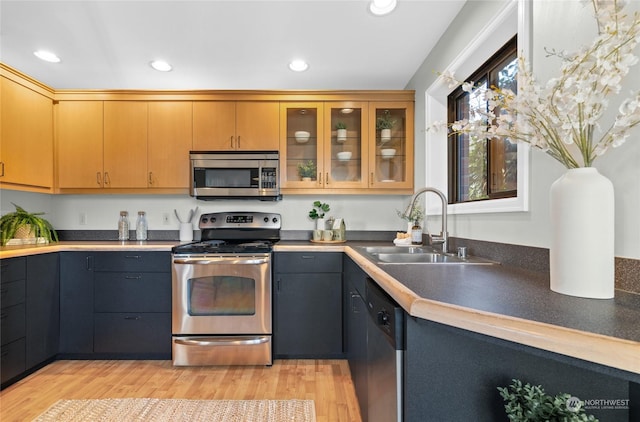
[171,211,280,366]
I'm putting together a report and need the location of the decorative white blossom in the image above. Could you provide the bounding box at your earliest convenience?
[432,0,640,169]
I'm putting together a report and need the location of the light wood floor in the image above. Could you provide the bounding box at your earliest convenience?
[0,359,362,422]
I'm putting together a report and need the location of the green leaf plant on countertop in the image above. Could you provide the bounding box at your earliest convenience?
[0,203,58,246]
[308,201,330,220]
[498,379,599,422]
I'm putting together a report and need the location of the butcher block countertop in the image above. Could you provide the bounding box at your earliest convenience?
[2,240,639,375]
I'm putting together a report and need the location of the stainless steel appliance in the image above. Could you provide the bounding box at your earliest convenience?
[366,277,404,422]
[190,151,281,200]
[171,211,281,366]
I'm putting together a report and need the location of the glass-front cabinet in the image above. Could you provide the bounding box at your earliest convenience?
[368,102,414,189]
[324,102,368,189]
[280,99,413,193]
[280,102,324,188]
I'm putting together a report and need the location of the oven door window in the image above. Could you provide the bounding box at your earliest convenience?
[188,276,256,316]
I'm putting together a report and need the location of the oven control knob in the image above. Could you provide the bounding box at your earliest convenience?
[272,217,278,224]
[264,217,269,223]
[201,217,208,224]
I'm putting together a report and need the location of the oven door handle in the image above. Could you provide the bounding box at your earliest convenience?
[173,257,269,265]
[174,336,270,347]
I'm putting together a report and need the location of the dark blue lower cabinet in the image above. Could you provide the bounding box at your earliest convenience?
[404,317,638,422]
[94,313,171,356]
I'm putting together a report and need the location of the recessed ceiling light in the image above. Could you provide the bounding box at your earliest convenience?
[369,0,397,16]
[288,59,309,72]
[33,50,61,63]
[150,60,172,72]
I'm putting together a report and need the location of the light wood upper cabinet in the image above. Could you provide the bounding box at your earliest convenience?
[57,101,104,188]
[323,102,369,189]
[193,101,279,151]
[103,101,148,188]
[0,76,53,191]
[147,102,192,188]
[368,101,414,190]
[279,102,324,189]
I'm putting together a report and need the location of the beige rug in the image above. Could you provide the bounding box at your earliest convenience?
[34,398,316,422]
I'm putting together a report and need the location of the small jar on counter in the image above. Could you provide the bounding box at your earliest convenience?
[118,211,130,241]
[411,220,423,245]
[136,211,148,241]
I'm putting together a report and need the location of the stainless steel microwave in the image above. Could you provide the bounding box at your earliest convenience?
[190,151,281,200]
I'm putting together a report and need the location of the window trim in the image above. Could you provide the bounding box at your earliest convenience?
[425,0,530,216]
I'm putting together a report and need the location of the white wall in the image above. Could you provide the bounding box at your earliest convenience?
[0,189,410,234]
[406,0,640,259]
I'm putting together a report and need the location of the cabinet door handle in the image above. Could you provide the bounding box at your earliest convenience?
[350,292,361,313]
[318,172,322,185]
[104,172,111,186]
[86,256,93,271]
[237,136,241,149]
[96,172,102,186]
[0,161,4,177]
[326,172,329,185]
[148,172,153,185]
[370,172,374,185]
[230,136,234,149]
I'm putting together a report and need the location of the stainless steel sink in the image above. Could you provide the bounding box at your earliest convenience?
[363,246,428,254]
[376,253,462,263]
[357,246,496,265]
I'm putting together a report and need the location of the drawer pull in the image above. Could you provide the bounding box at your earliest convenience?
[124,275,142,280]
[125,255,141,259]
[124,316,141,320]
[301,255,316,260]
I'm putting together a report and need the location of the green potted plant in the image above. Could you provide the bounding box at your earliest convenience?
[297,160,317,181]
[376,110,396,142]
[335,122,347,142]
[309,200,330,230]
[0,203,58,246]
[498,379,599,421]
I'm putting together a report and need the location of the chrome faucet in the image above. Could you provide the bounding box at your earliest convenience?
[403,187,449,253]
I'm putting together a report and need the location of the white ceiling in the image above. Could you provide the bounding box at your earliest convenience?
[0,0,466,91]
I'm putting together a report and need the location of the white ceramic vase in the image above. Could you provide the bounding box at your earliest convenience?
[337,128,347,143]
[381,128,391,143]
[316,217,326,230]
[549,168,614,299]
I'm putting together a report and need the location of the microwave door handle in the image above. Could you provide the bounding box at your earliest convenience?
[173,257,269,265]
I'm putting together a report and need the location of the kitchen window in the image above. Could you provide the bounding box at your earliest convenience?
[447,36,517,204]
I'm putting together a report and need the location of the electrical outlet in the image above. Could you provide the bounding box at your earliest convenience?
[162,213,171,225]
[79,212,87,225]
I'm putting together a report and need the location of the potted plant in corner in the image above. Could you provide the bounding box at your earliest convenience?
[335,122,348,143]
[376,110,396,143]
[0,203,58,246]
[309,200,330,230]
[297,160,317,181]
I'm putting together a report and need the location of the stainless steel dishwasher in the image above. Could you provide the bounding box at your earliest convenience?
[366,277,404,422]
